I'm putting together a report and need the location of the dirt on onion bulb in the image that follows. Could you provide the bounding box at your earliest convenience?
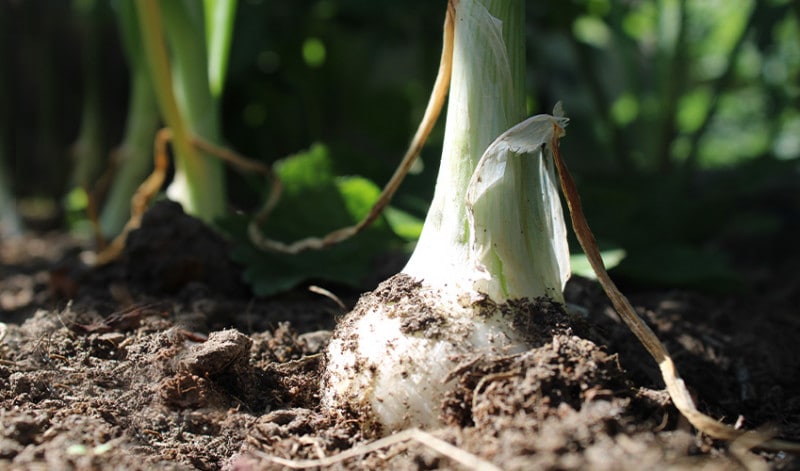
[321,0,571,435]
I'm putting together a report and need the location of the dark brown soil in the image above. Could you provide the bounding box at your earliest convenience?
[1,203,798,470]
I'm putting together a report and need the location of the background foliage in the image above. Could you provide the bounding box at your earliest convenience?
[2,0,799,293]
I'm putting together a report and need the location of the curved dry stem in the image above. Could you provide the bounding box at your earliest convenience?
[251,428,501,471]
[247,3,455,255]
[94,128,171,265]
[93,128,280,265]
[549,128,800,454]
[86,148,126,251]
[94,5,455,262]
[189,134,282,223]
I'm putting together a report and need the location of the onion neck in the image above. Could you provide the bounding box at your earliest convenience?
[404,0,555,301]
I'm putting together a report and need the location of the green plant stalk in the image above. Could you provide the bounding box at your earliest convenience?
[403,0,568,303]
[136,0,225,222]
[0,4,21,236]
[99,72,159,235]
[654,0,688,173]
[160,0,226,220]
[69,76,104,190]
[0,152,21,236]
[99,0,160,236]
[69,0,107,190]
[204,0,237,98]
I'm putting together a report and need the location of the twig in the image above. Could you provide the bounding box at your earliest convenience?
[94,3,455,262]
[308,285,347,312]
[549,125,800,454]
[251,428,501,471]
[189,134,282,225]
[247,2,455,254]
[92,126,280,266]
[93,128,170,265]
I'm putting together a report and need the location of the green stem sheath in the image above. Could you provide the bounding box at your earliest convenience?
[403,0,567,303]
[136,0,225,222]
[99,66,160,235]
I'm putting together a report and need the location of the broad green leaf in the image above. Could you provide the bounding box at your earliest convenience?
[220,144,402,296]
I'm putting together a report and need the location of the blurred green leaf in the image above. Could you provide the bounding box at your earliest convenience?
[586,0,611,17]
[773,112,800,160]
[610,92,639,127]
[622,2,657,42]
[677,87,711,133]
[570,249,626,280]
[611,244,742,292]
[64,186,89,212]
[573,15,612,48]
[302,37,326,68]
[383,206,424,241]
[220,144,402,296]
[699,87,771,167]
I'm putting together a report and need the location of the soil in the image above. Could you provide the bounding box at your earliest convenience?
[1,201,798,470]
